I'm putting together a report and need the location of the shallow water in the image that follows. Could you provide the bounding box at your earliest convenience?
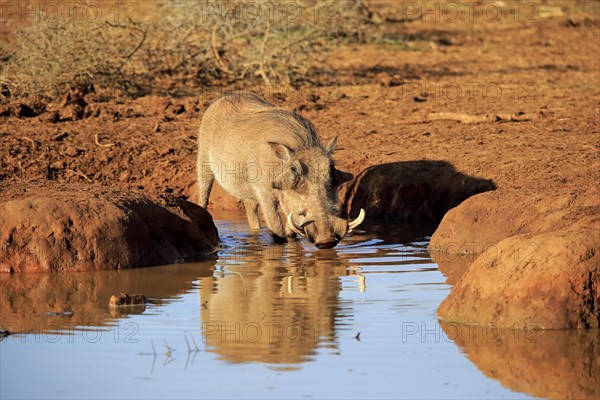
[1,212,597,399]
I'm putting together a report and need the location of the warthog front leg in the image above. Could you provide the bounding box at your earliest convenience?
[244,199,260,230]
[258,197,287,241]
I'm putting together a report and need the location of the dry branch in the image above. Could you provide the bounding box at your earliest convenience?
[211,26,234,76]
[94,133,115,147]
[255,21,272,84]
[427,112,530,124]
[66,169,93,183]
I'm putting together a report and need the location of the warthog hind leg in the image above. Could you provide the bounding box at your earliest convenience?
[197,154,214,208]
[197,174,214,209]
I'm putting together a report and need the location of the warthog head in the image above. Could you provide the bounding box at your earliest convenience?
[269,136,366,249]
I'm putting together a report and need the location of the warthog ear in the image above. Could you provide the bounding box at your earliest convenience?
[333,168,353,186]
[268,142,295,161]
[325,136,338,155]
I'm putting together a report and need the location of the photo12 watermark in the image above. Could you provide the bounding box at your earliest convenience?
[202,321,334,344]
[430,240,539,267]
[0,322,140,344]
[397,1,539,24]
[193,1,341,24]
[0,1,139,24]
[0,1,345,25]
[398,81,539,104]
[198,83,342,107]
[401,321,539,344]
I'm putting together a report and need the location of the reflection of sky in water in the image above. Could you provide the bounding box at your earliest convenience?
[1,212,574,399]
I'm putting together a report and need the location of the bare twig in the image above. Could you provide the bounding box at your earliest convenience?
[106,17,148,66]
[427,112,530,124]
[1,329,33,338]
[124,27,148,62]
[184,335,200,353]
[94,132,115,147]
[190,335,200,351]
[19,136,38,147]
[53,131,69,141]
[211,26,234,75]
[66,169,93,183]
[255,21,272,84]
[163,339,175,354]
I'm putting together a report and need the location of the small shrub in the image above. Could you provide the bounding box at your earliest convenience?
[1,0,383,101]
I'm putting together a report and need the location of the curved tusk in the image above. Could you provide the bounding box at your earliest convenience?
[287,213,306,237]
[348,208,366,232]
[300,219,315,228]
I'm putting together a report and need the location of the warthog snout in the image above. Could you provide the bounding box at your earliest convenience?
[287,209,366,249]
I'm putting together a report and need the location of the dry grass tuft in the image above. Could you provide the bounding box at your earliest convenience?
[0,0,385,101]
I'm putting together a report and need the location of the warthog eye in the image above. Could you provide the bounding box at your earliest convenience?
[291,163,301,176]
[271,161,304,190]
[290,161,305,189]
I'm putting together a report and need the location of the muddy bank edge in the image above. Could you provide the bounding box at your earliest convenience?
[0,181,219,272]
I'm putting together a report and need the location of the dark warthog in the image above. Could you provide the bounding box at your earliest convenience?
[197,93,365,248]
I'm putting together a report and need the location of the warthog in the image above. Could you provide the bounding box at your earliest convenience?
[197,93,365,249]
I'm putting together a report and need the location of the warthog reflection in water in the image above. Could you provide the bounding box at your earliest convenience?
[199,242,363,364]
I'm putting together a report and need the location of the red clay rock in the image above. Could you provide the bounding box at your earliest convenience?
[0,181,219,272]
[431,185,600,329]
[438,222,600,329]
[430,187,600,255]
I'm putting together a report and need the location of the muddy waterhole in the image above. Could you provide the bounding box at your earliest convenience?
[1,212,592,399]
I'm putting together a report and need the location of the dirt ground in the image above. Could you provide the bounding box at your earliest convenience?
[1,2,598,223]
